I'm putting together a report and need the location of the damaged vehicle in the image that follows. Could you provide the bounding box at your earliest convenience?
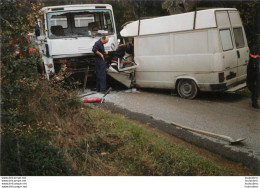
[35,4,118,79]
[108,8,249,99]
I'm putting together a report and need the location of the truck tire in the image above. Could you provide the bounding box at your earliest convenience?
[177,79,198,99]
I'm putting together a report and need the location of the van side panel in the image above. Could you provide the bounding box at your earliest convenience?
[135,34,171,57]
[135,29,222,89]
[174,31,208,54]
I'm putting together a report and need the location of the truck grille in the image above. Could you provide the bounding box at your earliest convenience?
[54,56,96,74]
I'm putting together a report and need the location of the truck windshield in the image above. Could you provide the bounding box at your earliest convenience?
[47,10,114,39]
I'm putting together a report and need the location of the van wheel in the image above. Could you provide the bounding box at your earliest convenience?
[177,79,198,99]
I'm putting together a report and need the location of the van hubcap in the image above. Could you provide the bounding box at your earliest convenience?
[181,83,192,96]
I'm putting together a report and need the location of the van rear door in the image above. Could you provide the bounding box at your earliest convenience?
[228,11,249,81]
[216,11,238,84]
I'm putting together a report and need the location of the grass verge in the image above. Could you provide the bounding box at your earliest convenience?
[80,106,255,176]
[1,85,256,176]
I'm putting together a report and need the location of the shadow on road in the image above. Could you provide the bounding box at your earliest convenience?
[197,91,249,102]
[84,76,250,103]
[126,87,249,103]
[116,86,249,103]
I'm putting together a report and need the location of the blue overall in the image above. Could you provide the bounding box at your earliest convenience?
[92,39,106,91]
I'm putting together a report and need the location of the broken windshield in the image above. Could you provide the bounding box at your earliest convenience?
[47,10,114,39]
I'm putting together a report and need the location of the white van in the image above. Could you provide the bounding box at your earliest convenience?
[108,8,249,99]
[35,4,118,79]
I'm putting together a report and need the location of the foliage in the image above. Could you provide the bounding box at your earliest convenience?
[0,0,80,135]
[110,0,168,33]
[0,0,80,176]
[1,0,41,131]
[162,0,195,14]
[1,134,74,176]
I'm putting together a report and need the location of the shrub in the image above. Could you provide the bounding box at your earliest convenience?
[1,134,74,176]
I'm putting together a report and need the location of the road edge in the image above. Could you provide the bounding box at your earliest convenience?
[98,102,260,174]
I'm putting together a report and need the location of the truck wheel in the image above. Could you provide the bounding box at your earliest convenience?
[177,79,198,99]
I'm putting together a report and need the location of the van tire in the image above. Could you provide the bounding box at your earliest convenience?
[177,79,198,99]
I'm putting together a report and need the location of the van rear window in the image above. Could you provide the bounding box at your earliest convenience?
[233,27,245,48]
[219,29,233,51]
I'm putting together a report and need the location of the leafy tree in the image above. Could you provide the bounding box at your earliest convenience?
[1,0,41,129]
[162,0,196,14]
[0,1,76,176]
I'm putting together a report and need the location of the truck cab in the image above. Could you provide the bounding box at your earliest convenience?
[36,4,118,79]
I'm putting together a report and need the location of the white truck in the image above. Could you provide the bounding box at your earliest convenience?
[35,4,118,79]
[108,8,249,99]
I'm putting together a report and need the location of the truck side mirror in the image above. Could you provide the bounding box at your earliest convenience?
[35,24,40,37]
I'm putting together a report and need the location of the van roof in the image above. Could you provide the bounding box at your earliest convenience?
[40,4,112,13]
[120,8,237,37]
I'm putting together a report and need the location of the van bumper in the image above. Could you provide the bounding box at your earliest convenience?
[198,83,227,92]
[199,81,246,92]
[210,83,227,91]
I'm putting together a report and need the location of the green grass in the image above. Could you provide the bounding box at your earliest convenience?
[83,107,233,176]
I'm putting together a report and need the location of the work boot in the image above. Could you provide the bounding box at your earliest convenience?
[100,87,112,95]
[251,93,259,109]
[91,88,100,92]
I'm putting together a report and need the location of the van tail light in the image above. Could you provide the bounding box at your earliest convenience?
[219,72,225,83]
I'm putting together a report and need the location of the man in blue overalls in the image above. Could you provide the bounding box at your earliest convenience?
[92,36,109,93]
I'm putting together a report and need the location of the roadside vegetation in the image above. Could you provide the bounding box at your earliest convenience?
[0,0,257,176]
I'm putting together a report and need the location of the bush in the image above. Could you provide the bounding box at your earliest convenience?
[1,134,74,176]
[0,0,81,176]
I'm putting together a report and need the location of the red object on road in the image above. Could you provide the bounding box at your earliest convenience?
[83,98,103,103]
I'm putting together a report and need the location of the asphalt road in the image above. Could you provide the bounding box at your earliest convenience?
[81,87,260,172]
[104,89,260,153]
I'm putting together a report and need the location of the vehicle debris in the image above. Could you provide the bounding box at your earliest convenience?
[80,92,97,97]
[124,88,140,93]
[171,121,246,145]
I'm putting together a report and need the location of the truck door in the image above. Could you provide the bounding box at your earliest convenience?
[216,11,238,84]
[228,11,249,81]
